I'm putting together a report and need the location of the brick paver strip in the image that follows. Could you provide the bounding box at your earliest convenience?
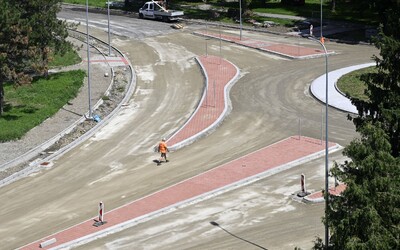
[305,183,347,203]
[260,44,325,57]
[167,55,239,149]
[21,136,339,249]
[194,31,332,58]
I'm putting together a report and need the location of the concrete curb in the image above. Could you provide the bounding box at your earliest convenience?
[168,56,240,151]
[309,62,375,114]
[303,196,325,203]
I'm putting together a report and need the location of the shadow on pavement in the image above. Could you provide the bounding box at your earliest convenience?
[210,221,268,250]
[61,107,84,117]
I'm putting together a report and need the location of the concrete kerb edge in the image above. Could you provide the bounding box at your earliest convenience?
[0,40,136,189]
[309,74,334,112]
[303,196,324,203]
[292,50,337,60]
[258,45,336,60]
[309,62,375,114]
[168,57,240,151]
[257,48,299,60]
[48,142,343,250]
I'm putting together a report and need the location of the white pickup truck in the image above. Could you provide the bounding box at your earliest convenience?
[138,1,184,22]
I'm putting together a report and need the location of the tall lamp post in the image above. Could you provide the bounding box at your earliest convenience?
[107,1,112,56]
[239,0,242,40]
[320,0,323,38]
[309,36,329,248]
[86,0,93,119]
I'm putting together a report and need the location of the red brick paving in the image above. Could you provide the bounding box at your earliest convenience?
[305,183,347,202]
[261,44,325,57]
[194,31,332,58]
[167,55,238,147]
[21,136,339,249]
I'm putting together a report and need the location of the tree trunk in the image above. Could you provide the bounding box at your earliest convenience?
[0,81,4,116]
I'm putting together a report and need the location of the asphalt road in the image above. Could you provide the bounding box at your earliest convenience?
[1,7,379,250]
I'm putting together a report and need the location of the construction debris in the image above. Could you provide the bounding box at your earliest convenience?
[171,23,184,29]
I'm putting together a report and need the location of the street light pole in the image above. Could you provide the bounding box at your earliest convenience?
[309,37,329,249]
[107,1,112,56]
[86,0,93,119]
[239,0,242,40]
[320,0,323,38]
[219,21,222,63]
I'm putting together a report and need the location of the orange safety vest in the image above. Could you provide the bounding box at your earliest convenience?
[159,141,168,153]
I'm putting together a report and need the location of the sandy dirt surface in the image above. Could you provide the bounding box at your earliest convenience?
[0,10,379,250]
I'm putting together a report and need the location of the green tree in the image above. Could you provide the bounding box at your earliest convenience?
[0,0,38,115]
[315,2,400,249]
[0,0,71,116]
[351,4,400,157]
[327,124,400,249]
[14,0,71,76]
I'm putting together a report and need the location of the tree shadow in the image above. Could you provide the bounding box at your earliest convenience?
[61,107,83,117]
[2,103,14,115]
[20,106,38,114]
[210,221,268,250]
[1,103,37,121]
[0,113,20,121]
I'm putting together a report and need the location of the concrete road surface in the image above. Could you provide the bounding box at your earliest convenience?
[78,152,349,250]
[1,8,379,250]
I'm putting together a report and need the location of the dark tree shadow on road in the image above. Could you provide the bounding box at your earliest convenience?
[210,221,268,250]
[61,107,83,117]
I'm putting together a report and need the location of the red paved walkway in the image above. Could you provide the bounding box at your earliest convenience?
[304,183,347,203]
[21,136,339,249]
[195,31,335,59]
[168,55,238,148]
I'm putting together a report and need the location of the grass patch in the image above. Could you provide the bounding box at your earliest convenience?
[49,46,82,68]
[252,1,323,17]
[0,70,86,142]
[336,67,376,101]
[63,0,107,8]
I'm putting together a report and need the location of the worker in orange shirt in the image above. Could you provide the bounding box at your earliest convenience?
[157,138,169,165]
